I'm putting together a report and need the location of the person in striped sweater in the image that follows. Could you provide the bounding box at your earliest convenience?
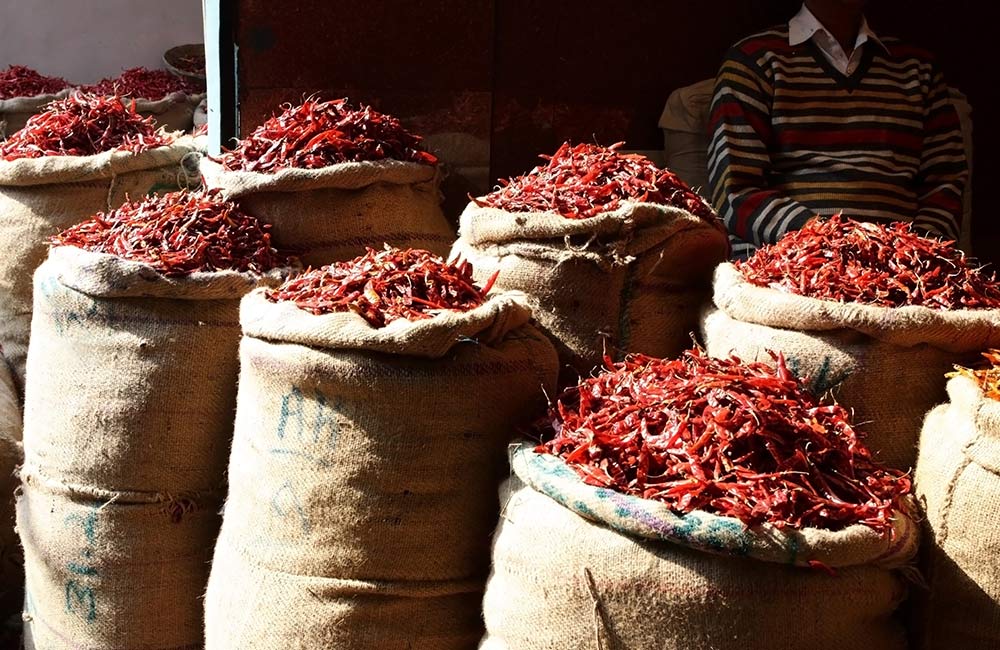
[708,0,968,259]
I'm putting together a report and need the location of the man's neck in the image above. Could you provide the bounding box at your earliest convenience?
[804,1,864,54]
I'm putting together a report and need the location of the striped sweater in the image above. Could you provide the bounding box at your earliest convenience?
[707,25,967,257]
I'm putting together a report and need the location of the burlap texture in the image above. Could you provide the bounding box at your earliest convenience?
[134,92,205,133]
[22,246,278,496]
[18,473,216,650]
[913,375,1000,649]
[451,202,728,382]
[0,137,198,392]
[200,157,455,266]
[701,263,1000,470]
[18,246,281,648]
[205,292,558,649]
[480,444,917,650]
[0,89,71,139]
[0,356,21,627]
[0,435,19,622]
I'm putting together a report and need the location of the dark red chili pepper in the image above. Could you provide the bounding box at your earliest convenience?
[266,246,497,327]
[0,65,70,100]
[0,92,171,160]
[49,189,289,276]
[473,141,721,223]
[219,98,437,173]
[739,215,1000,310]
[536,347,911,534]
[82,67,200,101]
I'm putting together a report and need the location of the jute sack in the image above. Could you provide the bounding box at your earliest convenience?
[913,375,1000,649]
[482,443,919,650]
[0,137,198,392]
[0,89,70,139]
[701,263,1000,470]
[0,416,24,639]
[451,202,729,381]
[200,157,455,266]
[18,246,284,648]
[17,473,218,650]
[135,92,206,133]
[0,352,22,627]
[205,290,558,650]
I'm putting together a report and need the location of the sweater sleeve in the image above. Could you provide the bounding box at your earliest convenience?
[912,63,968,241]
[707,48,817,248]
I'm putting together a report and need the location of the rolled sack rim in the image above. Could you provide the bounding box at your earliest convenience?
[457,200,727,250]
[712,263,1000,352]
[0,87,72,112]
[18,466,225,510]
[945,374,1000,472]
[240,288,534,358]
[0,135,199,186]
[42,245,295,301]
[511,441,919,570]
[198,156,440,196]
[131,91,207,114]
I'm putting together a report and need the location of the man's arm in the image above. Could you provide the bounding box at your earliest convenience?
[707,49,816,248]
[913,64,968,241]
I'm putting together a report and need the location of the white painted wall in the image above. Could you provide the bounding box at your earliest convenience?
[0,0,204,84]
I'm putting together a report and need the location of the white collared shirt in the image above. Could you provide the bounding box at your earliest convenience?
[789,4,886,75]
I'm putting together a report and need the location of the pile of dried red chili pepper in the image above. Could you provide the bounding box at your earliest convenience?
[739,215,1000,309]
[267,246,497,327]
[83,67,200,100]
[50,190,288,276]
[949,349,1000,401]
[537,347,910,533]
[219,97,438,173]
[473,141,718,221]
[0,65,70,100]
[0,93,170,160]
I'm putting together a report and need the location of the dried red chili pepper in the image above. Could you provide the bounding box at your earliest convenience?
[267,246,497,327]
[50,189,289,276]
[0,93,171,160]
[219,97,437,173]
[175,53,206,76]
[0,65,70,100]
[473,141,719,222]
[739,215,1000,310]
[949,349,1000,401]
[83,67,200,101]
[537,347,911,534]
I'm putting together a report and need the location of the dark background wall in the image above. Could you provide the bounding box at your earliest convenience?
[230,0,997,262]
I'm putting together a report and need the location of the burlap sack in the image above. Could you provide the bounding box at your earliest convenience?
[0,137,198,392]
[0,353,21,629]
[204,291,558,650]
[18,246,283,648]
[18,473,218,650]
[135,92,206,133]
[0,416,24,640]
[0,89,70,139]
[482,443,919,650]
[200,157,455,266]
[451,202,728,382]
[701,263,1000,470]
[913,375,1000,649]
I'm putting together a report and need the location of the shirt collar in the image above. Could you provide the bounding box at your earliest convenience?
[789,4,888,54]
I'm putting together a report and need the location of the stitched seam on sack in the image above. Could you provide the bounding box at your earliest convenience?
[220,544,484,596]
[938,441,976,547]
